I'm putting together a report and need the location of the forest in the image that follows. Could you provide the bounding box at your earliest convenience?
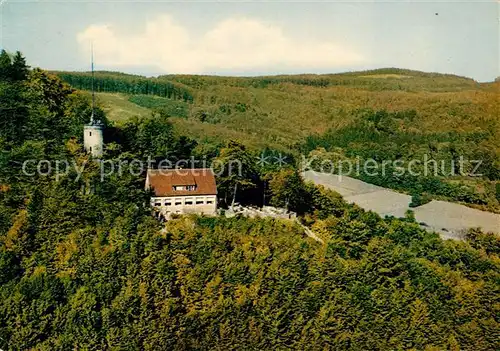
[55,71,194,102]
[1,51,499,350]
[301,109,499,210]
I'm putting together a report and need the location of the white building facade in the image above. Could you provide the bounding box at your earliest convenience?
[150,195,217,217]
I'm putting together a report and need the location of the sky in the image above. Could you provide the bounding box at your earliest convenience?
[0,0,498,81]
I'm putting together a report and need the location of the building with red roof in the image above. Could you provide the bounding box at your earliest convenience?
[145,168,217,219]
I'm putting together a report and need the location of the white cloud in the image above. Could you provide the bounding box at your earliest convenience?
[77,15,364,74]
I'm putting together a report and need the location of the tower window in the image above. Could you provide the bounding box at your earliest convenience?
[89,132,92,136]
[89,146,92,152]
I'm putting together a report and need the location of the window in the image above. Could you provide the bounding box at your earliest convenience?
[207,200,214,204]
[173,185,196,191]
[175,201,182,206]
[154,202,161,207]
[165,201,172,206]
[89,132,92,136]
[185,201,193,205]
[89,146,92,152]
[196,200,204,205]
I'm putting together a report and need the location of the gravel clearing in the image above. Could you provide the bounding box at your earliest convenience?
[345,190,412,219]
[303,170,500,240]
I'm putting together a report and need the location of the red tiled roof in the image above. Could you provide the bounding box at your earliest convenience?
[146,168,217,197]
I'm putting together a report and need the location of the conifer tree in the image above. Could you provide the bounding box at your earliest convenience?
[0,49,12,80]
[11,51,29,81]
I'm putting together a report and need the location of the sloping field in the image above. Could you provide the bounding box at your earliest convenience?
[96,92,151,122]
[345,190,411,219]
[303,170,500,239]
[301,172,383,197]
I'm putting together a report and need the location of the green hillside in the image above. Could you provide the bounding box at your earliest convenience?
[55,69,497,150]
[56,69,500,212]
[95,93,151,122]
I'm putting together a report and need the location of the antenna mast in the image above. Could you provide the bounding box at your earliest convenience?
[90,42,95,123]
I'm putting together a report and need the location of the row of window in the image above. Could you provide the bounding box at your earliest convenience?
[172,185,196,191]
[153,197,215,207]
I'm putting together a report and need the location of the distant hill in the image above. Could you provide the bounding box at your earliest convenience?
[158,68,480,92]
[53,68,495,150]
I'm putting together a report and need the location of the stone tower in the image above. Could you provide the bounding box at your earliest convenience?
[84,118,104,157]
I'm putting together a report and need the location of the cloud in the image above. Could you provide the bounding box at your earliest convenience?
[77,15,364,74]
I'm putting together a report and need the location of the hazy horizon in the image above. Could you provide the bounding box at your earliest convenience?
[52,66,486,82]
